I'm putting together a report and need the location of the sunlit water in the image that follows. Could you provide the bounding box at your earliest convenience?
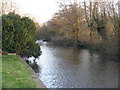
[35,42,118,88]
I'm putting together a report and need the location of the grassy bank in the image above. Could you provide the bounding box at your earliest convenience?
[2,55,37,88]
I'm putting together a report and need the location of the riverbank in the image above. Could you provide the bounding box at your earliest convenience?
[2,55,46,88]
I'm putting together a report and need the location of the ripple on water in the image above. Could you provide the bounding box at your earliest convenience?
[37,43,118,88]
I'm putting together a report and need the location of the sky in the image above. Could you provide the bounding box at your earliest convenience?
[12,0,119,24]
[12,0,61,24]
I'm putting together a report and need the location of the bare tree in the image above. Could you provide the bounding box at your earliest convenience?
[2,0,18,15]
[53,2,85,46]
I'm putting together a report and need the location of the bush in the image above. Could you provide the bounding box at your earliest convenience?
[2,13,40,58]
[2,51,8,55]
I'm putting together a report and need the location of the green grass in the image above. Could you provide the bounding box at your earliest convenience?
[2,55,37,88]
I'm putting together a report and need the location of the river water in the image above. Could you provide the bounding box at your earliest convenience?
[35,42,118,88]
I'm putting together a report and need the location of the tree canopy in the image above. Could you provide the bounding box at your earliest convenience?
[36,1,119,58]
[2,13,40,58]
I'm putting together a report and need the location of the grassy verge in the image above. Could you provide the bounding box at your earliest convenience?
[2,55,37,88]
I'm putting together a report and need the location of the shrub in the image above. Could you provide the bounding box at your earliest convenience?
[2,13,40,58]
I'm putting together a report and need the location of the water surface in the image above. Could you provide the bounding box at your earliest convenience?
[36,42,118,88]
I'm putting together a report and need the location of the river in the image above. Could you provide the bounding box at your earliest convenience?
[35,42,118,88]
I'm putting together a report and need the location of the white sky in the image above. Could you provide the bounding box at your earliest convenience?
[12,0,119,24]
[12,0,61,24]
